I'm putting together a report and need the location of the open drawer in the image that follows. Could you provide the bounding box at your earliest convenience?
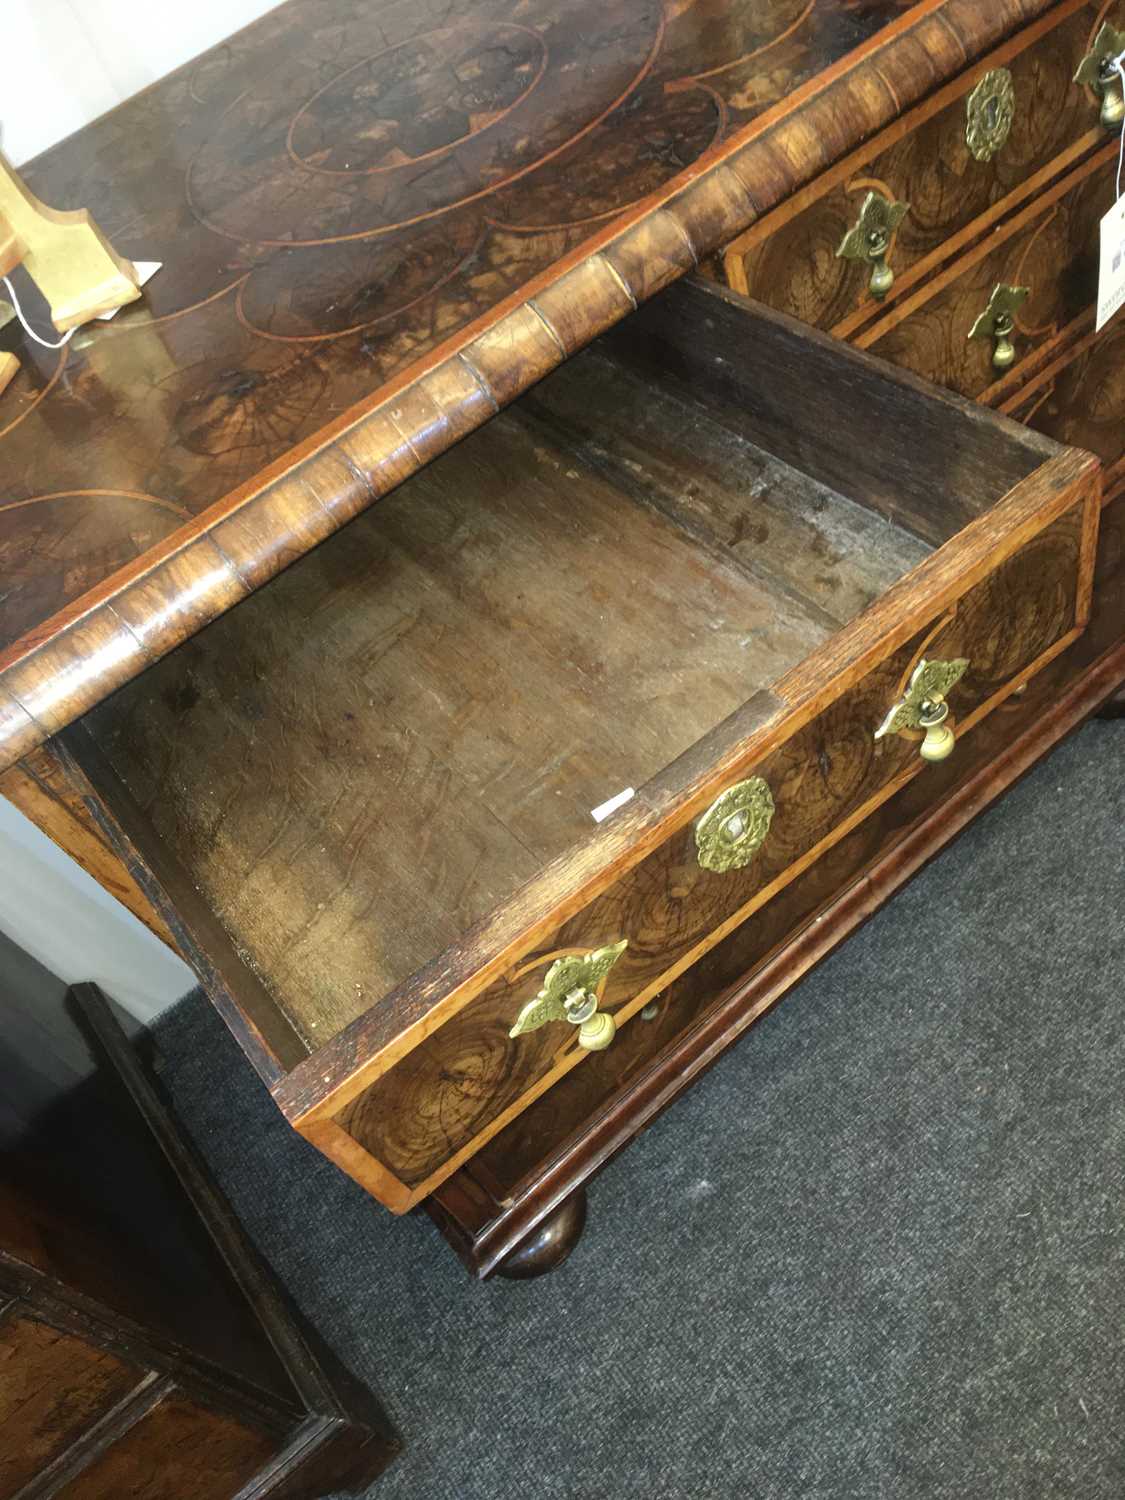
[67,279,1100,1212]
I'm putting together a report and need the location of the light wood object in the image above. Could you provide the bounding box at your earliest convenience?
[0,212,21,277]
[0,152,140,332]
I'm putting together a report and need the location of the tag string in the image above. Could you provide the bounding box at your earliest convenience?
[1115,51,1125,202]
[1,275,75,350]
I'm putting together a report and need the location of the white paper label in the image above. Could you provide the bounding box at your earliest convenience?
[591,787,634,823]
[1096,198,1125,333]
[95,261,163,321]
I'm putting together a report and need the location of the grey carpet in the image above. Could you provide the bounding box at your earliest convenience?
[154,720,1124,1500]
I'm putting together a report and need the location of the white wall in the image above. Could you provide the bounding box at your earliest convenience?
[0,796,195,1021]
[0,2,273,1014]
[4,0,279,165]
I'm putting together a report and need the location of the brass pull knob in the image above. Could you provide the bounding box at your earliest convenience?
[695,776,774,872]
[968,283,1029,370]
[875,657,969,764]
[836,190,909,301]
[509,940,627,1051]
[1075,22,1125,132]
[965,68,1016,161]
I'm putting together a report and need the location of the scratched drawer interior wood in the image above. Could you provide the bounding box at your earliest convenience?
[726,2,1109,337]
[73,278,1099,1212]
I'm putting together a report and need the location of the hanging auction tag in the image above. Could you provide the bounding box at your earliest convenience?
[1096,197,1125,332]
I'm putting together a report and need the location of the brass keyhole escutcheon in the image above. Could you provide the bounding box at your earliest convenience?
[836,190,909,301]
[1075,22,1125,132]
[965,68,1015,161]
[968,283,1029,370]
[875,657,969,764]
[509,940,628,1051]
[695,776,774,873]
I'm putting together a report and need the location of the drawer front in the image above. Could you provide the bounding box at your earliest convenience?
[1009,316,1125,497]
[338,495,1095,1202]
[728,6,1105,334]
[866,160,1111,398]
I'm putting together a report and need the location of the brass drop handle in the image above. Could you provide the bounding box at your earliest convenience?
[836,190,909,301]
[1075,22,1125,133]
[695,775,774,873]
[968,283,1029,371]
[509,940,627,1052]
[915,698,955,763]
[965,68,1015,161]
[875,657,969,764]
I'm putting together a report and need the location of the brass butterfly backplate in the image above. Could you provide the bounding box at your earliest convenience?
[508,940,628,1052]
[836,190,910,300]
[875,657,969,764]
[968,283,1029,370]
[1074,22,1125,131]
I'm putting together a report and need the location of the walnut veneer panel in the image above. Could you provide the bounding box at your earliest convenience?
[864,153,1113,396]
[728,4,1106,332]
[1008,316,1125,497]
[335,496,1092,1198]
[0,0,1058,773]
[0,1315,142,1500]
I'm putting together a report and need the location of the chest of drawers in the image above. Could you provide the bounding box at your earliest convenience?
[1,0,1122,1281]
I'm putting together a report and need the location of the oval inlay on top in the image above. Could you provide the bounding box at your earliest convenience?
[287,23,550,177]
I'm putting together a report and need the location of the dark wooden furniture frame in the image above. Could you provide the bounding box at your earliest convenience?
[1,978,396,1492]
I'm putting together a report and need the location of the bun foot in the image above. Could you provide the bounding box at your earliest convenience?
[495,1190,587,1280]
[1096,684,1125,720]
